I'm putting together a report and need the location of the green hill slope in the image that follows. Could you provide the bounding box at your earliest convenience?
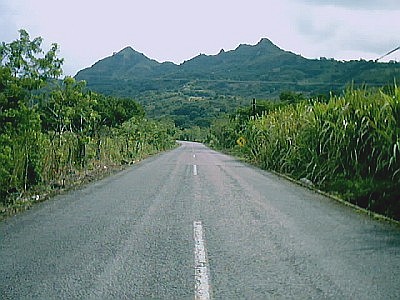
[75,38,399,128]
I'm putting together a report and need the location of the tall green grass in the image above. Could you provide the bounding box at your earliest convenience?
[211,86,400,219]
[1,117,177,211]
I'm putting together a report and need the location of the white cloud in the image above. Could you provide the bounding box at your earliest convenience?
[294,0,400,10]
[1,0,399,75]
[0,0,22,41]
[288,4,399,61]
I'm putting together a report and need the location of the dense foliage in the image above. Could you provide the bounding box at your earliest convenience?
[0,30,177,212]
[209,87,400,220]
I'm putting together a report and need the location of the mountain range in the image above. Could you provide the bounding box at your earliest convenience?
[75,38,399,128]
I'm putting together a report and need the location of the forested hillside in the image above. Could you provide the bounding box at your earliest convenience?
[75,38,399,128]
[0,30,177,216]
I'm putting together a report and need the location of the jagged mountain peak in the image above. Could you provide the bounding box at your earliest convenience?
[113,46,154,62]
[233,38,283,54]
[118,46,135,53]
[257,38,282,50]
[75,37,396,104]
[257,37,275,46]
[75,45,163,79]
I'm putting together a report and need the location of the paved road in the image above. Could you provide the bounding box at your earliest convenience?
[1,141,400,299]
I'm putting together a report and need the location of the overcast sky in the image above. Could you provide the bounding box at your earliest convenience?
[1,0,399,76]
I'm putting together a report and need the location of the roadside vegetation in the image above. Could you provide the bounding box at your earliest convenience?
[208,87,400,220]
[2,29,399,222]
[0,30,177,216]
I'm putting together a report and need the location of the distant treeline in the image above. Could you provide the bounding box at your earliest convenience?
[209,86,400,220]
[0,30,177,212]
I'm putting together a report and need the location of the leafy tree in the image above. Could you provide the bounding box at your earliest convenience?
[0,65,45,197]
[0,29,63,89]
[1,30,177,209]
[41,77,97,135]
[39,77,100,168]
[0,30,63,200]
[279,91,305,104]
[94,94,145,128]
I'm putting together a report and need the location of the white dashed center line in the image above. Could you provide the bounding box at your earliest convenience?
[193,164,198,176]
[194,221,211,300]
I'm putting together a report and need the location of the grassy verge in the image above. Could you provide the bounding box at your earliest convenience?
[209,86,400,221]
[0,143,179,221]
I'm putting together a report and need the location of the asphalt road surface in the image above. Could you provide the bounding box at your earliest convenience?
[1,141,400,299]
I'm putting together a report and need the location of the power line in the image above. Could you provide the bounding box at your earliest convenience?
[375,46,400,62]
